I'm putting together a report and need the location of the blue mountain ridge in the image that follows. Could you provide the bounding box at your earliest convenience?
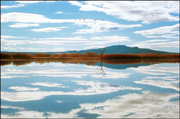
[1,45,177,54]
[65,45,174,54]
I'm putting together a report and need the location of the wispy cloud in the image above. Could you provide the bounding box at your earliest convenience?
[1,105,24,110]
[1,35,131,47]
[30,82,68,88]
[134,79,179,91]
[131,66,179,91]
[2,12,142,34]
[1,35,29,39]
[134,24,179,39]
[90,36,131,42]
[84,45,105,50]
[131,39,179,49]
[69,1,179,24]
[28,27,63,32]
[1,3,25,9]
[1,1,55,9]
[73,20,142,34]
[9,23,40,28]
[9,86,39,91]
[55,11,63,14]
[1,12,75,23]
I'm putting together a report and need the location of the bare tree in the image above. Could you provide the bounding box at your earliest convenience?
[96,47,106,76]
[96,47,106,61]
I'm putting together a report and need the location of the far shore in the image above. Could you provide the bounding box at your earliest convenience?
[1,52,180,59]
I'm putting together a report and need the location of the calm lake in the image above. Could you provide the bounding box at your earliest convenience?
[1,61,179,118]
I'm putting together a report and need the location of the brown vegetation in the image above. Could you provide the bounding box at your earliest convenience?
[103,53,180,59]
[1,52,179,60]
[1,53,12,59]
[1,52,100,59]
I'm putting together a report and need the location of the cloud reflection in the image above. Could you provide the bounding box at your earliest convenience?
[80,91,179,118]
[1,67,130,79]
[30,82,69,88]
[9,86,39,91]
[131,66,179,91]
[1,81,141,102]
[1,91,179,118]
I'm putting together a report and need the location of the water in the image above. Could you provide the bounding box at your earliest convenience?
[1,61,179,118]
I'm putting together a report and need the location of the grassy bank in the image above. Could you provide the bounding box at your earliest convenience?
[1,52,180,60]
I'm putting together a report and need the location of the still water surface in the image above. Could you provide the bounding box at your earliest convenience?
[1,61,179,118]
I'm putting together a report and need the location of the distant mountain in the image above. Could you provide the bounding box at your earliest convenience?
[65,45,175,54]
[1,50,8,52]
[1,45,178,54]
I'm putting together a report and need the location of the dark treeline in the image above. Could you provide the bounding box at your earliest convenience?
[1,52,180,59]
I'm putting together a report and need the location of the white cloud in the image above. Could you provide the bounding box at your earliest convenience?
[1,12,142,34]
[73,20,142,34]
[9,23,40,28]
[28,27,63,32]
[30,82,68,88]
[134,24,179,39]
[1,35,29,39]
[1,1,55,9]
[91,36,130,42]
[55,11,63,14]
[1,75,28,79]
[15,1,42,4]
[34,36,84,40]
[1,3,25,9]
[1,35,131,47]
[131,39,179,49]
[1,12,75,23]
[9,86,39,91]
[69,1,82,7]
[1,105,24,110]
[84,45,105,50]
[69,1,179,23]
[1,47,47,52]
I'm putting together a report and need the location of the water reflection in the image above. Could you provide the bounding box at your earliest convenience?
[1,91,179,118]
[80,91,179,118]
[1,60,179,118]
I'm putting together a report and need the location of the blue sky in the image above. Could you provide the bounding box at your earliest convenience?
[1,1,179,53]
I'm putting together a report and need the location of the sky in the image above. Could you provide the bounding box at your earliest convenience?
[1,1,179,53]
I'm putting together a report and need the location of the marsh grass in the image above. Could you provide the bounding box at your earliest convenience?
[1,52,179,60]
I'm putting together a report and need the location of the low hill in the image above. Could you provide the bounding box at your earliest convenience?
[65,45,174,54]
[1,45,177,54]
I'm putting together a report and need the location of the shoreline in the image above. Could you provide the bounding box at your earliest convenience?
[1,58,180,61]
[1,58,179,67]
